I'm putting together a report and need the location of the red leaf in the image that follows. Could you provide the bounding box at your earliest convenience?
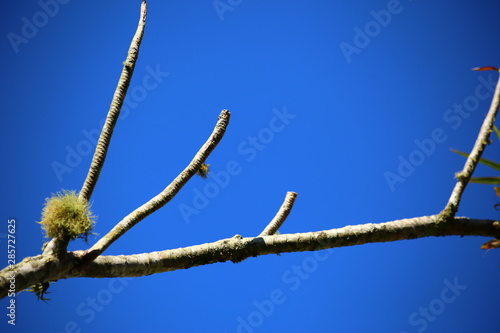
[472,66,499,71]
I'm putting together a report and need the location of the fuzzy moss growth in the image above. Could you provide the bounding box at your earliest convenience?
[38,190,96,241]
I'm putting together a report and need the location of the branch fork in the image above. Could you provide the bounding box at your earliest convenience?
[2,3,500,300]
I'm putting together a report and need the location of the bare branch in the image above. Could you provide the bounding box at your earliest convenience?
[444,69,500,216]
[81,109,231,263]
[259,191,298,236]
[0,254,77,299]
[7,1,500,306]
[65,216,500,280]
[2,215,498,299]
[79,0,148,202]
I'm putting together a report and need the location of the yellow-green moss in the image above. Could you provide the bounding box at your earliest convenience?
[38,190,96,241]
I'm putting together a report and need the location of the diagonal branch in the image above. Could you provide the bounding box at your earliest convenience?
[259,191,298,236]
[443,68,500,217]
[79,0,147,202]
[81,109,231,263]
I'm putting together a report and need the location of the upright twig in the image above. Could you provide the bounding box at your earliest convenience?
[81,110,231,263]
[259,192,298,236]
[444,68,500,217]
[79,0,148,202]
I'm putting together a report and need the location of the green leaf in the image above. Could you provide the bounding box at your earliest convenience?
[451,149,500,171]
[469,177,500,185]
[494,124,500,141]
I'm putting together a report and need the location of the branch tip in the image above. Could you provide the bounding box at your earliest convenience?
[79,0,147,202]
[259,191,298,236]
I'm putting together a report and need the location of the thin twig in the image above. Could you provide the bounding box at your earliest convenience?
[81,109,231,263]
[259,192,298,236]
[79,0,147,202]
[42,2,147,257]
[444,69,500,217]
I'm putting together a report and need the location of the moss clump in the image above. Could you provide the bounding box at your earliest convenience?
[38,190,96,241]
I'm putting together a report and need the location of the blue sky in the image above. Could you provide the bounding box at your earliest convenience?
[1,0,500,332]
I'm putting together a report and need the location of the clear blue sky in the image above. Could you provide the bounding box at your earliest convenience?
[1,1,500,332]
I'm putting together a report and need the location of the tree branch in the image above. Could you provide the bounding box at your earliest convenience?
[79,0,147,202]
[259,191,298,236]
[64,216,500,280]
[5,2,499,305]
[2,215,498,299]
[443,68,500,217]
[0,253,77,300]
[81,109,231,263]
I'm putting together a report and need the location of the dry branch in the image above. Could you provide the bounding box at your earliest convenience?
[259,191,298,236]
[2,2,499,303]
[64,216,500,280]
[81,109,231,264]
[1,215,498,298]
[443,69,500,216]
[41,0,148,260]
[79,0,148,202]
